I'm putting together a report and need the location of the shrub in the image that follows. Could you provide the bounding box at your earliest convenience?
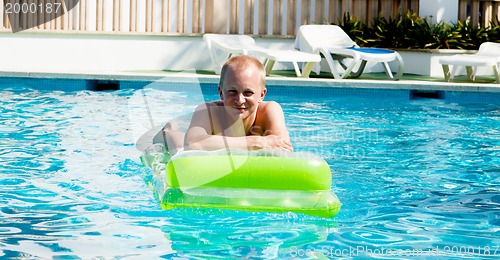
[335,11,500,50]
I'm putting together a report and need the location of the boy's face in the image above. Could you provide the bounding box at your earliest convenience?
[218,66,266,120]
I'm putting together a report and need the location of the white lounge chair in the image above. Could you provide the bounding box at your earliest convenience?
[294,25,404,80]
[439,42,500,83]
[203,33,321,78]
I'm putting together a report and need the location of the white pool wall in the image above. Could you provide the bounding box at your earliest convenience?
[0,32,492,77]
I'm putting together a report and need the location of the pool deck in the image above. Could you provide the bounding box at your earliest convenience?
[1,69,499,93]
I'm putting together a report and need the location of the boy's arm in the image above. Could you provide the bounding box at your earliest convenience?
[184,102,293,151]
[260,101,291,140]
[184,103,250,150]
[254,101,293,151]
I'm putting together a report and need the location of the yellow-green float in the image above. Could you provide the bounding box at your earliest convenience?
[142,146,341,218]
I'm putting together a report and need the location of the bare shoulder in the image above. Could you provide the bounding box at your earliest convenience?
[257,101,289,137]
[257,101,286,127]
[259,101,284,113]
[260,100,282,109]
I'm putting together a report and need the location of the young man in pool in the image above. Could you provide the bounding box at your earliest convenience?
[162,55,293,154]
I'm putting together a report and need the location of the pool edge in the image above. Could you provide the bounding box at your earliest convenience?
[0,70,499,93]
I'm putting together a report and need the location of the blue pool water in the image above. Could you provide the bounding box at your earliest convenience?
[1,79,499,259]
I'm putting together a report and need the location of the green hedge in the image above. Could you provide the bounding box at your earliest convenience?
[334,11,500,50]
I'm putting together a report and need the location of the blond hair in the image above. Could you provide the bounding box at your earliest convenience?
[219,55,266,90]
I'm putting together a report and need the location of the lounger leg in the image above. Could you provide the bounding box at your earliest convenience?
[393,53,404,80]
[493,65,500,83]
[320,48,341,79]
[450,65,459,81]
[442,64,451,81]
[206,41,224,74]
[349,60,367,78]
[382,62,394,80]
[472,66,478,81]
[338,60,364,78]
[292,62,302,77]
[466,66,475,81]
[262,58,269,68]
[341,59,356,79]
[265,59,276,76]
[301,62,315,78]
[335,53,361,79]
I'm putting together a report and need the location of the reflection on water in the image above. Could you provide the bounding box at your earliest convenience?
[160,210,337,258]
[0,85,499,258]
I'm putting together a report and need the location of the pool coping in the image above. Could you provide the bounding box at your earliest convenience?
[1,70,499,93]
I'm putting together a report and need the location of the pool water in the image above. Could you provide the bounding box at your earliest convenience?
[1,82,499,259]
